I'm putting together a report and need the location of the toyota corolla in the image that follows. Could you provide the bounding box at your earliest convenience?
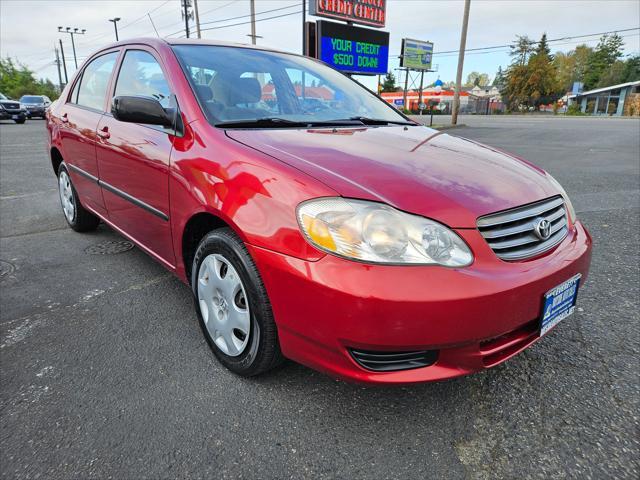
[46,39,592,384]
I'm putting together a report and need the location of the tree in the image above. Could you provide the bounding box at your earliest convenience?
[534,33,551,58]
[510,35,534,66]
[572,45,593,84]
[583,34,624,89]
[381,71,397,92]
[492,66,505,87]
[621,55,640,83]
[553,51,576,92]
[464,71,490,87]
[0,57,59,100]
[502,33,564,111]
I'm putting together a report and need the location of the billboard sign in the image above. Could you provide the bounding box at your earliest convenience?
[309,0,387,28]
[316,20,389,75]
[400,38,434,70]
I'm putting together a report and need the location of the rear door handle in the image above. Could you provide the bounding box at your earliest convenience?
[97,126,110,139]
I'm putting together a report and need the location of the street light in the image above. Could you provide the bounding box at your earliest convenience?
[58,26,86,69]
[109,17,121,41]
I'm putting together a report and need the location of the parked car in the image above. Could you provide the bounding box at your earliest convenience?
[46,39,592,384]
[0,92,27,123]
[20,94,52,118]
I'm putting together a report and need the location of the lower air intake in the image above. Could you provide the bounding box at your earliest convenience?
[350,349,438,372]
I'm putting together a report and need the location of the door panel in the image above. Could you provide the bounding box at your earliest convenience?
[58,50,120,215]
[95,116,175,264]
[58,106,105,213]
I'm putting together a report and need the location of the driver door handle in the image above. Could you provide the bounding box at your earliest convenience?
[97,126,110,139]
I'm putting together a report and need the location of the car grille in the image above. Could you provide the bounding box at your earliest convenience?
[350,349,438,372]
[477,196,568,261]
[1,102,21,111]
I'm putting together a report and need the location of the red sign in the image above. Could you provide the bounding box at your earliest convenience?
[309,0,387,28]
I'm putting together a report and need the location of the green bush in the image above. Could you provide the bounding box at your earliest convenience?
[566,103,585,115]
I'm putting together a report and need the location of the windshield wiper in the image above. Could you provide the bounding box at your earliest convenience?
[344,116,417,126]
[215,117,362,128]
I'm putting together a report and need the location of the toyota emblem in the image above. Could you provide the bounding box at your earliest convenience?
[534,218,552,240]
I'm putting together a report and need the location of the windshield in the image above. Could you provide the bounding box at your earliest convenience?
[20,95,43,103]
[172,45,410,128]
[0,93,7,101]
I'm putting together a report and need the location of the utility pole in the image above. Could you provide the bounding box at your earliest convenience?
[451,0,471,125]
[418,70,425,115]
[193,0,202,38]
[58,38,68,84]
[54,46,64,91]
[182,0,191,38]
[402,68,409,112]
[108,17,121,41]
[249,0,257,45]
[302,0,306,55]
[58,27,85,69]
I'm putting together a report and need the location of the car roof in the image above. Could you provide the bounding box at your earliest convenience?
[99,37,294,56]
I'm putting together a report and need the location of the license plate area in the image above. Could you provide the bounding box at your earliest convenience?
[540,273,581,336]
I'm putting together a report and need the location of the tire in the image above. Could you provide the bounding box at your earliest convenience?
[192,227,284,376]
[14,119,25,124]
[57,163,100,232]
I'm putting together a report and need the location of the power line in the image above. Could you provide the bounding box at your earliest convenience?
[165,3,302,37]
[429,31,640,58]
[432,27,640,56]
[198,9,303,34]
[199,3,299,27]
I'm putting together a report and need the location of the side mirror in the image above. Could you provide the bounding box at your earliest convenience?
[111,95,173,128]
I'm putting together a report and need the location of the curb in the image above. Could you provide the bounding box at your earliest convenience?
[432,123,466,131]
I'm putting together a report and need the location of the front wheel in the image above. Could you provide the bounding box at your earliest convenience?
[14,119,25,124]
[192,227,283,376]
[57,163,100,232]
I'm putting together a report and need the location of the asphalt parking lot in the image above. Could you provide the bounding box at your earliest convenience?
[1,116,638,479]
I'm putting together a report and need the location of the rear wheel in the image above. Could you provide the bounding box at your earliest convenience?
[57,163,100,232]
[192,228,283,376]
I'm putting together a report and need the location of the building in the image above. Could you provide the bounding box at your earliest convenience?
[466,85,501,99]
[569,80,640,116]
[380,88,470,113]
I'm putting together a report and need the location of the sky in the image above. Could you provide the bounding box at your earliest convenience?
[1,0,639,91]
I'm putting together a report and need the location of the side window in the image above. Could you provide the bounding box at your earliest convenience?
[114,50,171,108]
[76,52,118,110]
[69,75,82,104]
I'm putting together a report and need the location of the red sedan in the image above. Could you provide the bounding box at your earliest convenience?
[46,39,592,384]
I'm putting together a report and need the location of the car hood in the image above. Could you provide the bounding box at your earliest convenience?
[226,125,559,228]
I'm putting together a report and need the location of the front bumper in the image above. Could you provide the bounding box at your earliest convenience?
[0,109,26,121]
[248,221,592,385]
[25,107,45,117]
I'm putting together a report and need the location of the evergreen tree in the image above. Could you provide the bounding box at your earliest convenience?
[381,71,397,92]
[510,35,534,66]
[583,34,624,89]
[533,33,551,58]
[492,66,505,87]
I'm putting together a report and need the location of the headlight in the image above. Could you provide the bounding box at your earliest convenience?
[546,173,577,223]
[297,198,473,266]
